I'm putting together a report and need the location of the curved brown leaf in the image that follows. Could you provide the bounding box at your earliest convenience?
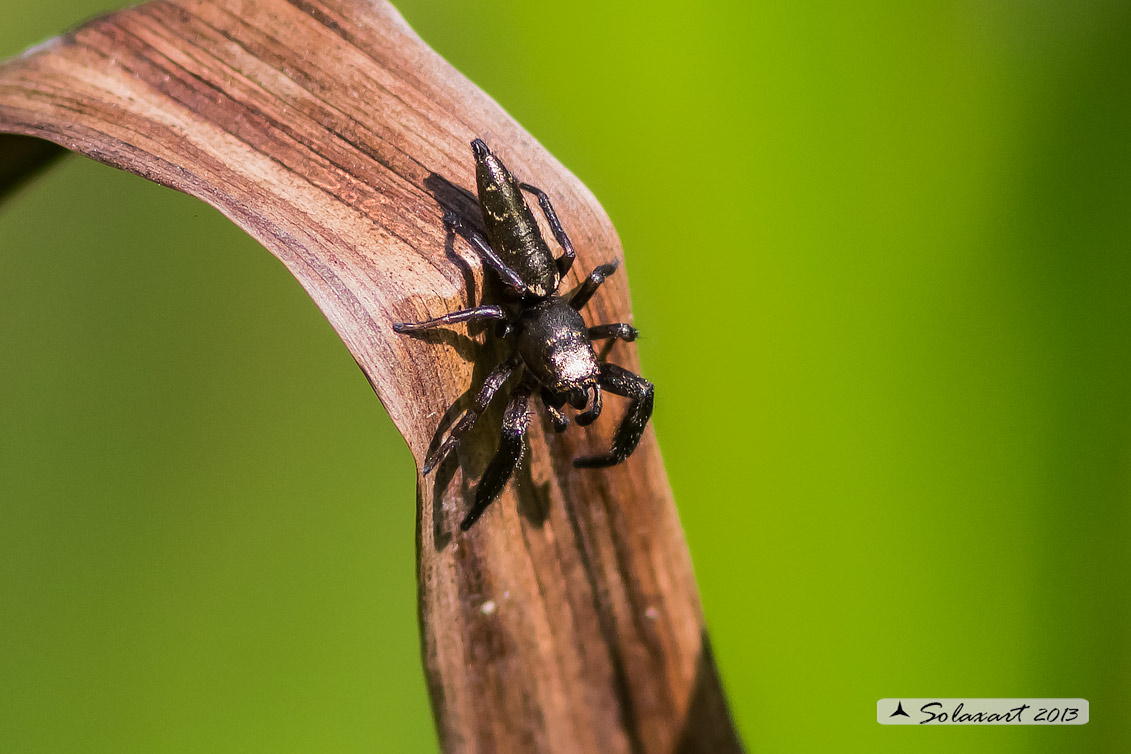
[0,1,742,752]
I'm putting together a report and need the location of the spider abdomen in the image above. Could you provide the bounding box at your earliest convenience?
[474,139,559,298]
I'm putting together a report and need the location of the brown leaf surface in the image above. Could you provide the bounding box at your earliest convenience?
[0,2,742,752]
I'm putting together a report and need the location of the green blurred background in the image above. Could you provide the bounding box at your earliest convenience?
[2,1,1129,751]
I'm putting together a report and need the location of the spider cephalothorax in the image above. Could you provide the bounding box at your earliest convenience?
[394,139,653,530]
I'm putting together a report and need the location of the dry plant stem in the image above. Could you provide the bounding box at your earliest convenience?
[0,2,743,752]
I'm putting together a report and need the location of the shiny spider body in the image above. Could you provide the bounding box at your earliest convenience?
[394,139,653,530]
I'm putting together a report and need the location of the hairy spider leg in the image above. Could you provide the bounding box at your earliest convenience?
[443,211,530,295]
[570,260,620,310]
[573,363,654,468]
[392,304,506,333]
[539,387,570,432]
[422,356,520,474]
[462,383,532,530]
[519,182,576,278]
[576,384,603,427]
[588,323,638,343]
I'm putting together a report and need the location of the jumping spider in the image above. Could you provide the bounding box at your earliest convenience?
[394,139,654,531]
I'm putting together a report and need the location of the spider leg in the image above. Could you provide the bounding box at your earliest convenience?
[422,356,519,474]
[576,384,603,427]
[443,211,530,295]
[588,323,638,343]
[574,363,653,468]
[392,304,505,333]
[462,383,532,531]
[519,182,576,278]
[540,387,570,432]
[570,260,620,310]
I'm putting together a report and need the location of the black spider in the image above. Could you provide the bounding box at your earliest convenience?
[394,139,654,531]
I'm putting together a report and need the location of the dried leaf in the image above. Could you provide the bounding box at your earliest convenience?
[0,1,742,751]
